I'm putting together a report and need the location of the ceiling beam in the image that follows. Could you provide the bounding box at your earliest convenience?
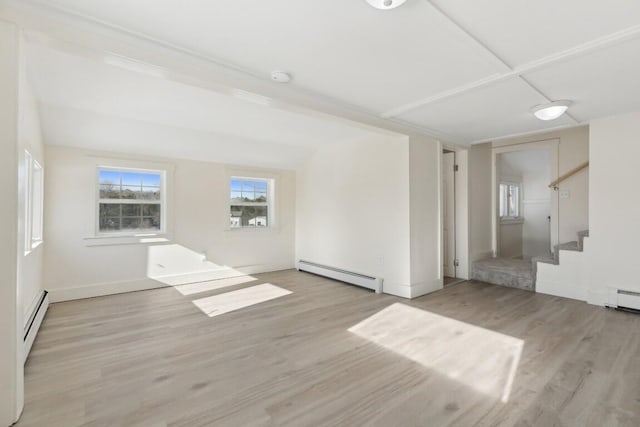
[383,1,640,118]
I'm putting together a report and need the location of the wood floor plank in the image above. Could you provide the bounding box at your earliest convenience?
[16,270,640,427]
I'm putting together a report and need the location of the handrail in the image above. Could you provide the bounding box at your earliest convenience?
[549,161,589,189]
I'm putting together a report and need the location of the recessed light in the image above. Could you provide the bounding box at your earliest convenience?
[366,0,408,10]
[531,100,572,121]
[270,71,292,83]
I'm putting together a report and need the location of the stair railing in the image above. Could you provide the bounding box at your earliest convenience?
[549,161,589,190]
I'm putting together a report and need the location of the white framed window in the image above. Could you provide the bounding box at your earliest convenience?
[24,150,44,254]
[97,167,165,235]
[230,177,272,228]
[499,182,521,218]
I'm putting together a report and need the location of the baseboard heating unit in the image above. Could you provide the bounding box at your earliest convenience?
[607,288,640,313]
[24,290,49,362]
[297,260,383,293]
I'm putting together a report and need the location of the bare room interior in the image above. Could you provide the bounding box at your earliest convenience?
[1,1,640,426]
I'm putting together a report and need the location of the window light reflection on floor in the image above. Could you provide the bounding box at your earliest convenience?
[173,276,258,296]
[348,303,523,403]
[192,283,292,318]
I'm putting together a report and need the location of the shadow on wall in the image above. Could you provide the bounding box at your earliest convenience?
[146,243,292,317]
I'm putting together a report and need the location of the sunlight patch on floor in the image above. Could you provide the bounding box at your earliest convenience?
[192,283,292,317]
[173,275,258,296]
[348,303,523,402]
[147,244,249,286]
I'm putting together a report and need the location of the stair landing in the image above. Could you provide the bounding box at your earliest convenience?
[472,257,534,291]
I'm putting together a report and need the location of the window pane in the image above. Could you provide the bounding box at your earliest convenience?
[142,173,161,186]
[121,185,141,199]
[100,183,121,199]
[142,204,160,217]
[121,172,142,186]
[122,217,141,230]
[230,205,268,228]
[141,186,161,200]
[254,181,267,191]
[241,191,256,202]
[231,179,242,192]
[121,204,141,217]
[99,203,161,232]
[242,181,255,192]
[100,203,121,217]
[99,170,121,185]
[255,191,267,202]
[231,191,242,202]
[99,217,121,232]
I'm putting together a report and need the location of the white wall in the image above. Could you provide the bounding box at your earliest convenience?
[468,142,493,261]
[44,146,296,301]
[586,112,640,303]
[18,72,45,322]
[409,135,443,296]
[296,135,412,297]
[0,19,23,426]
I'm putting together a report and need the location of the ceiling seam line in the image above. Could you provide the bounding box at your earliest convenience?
[383,21,640,118]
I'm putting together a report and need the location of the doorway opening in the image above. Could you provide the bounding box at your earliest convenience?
[442,149,464,287]
[495,144,557,260]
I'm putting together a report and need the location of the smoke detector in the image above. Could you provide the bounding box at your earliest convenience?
[270,71,292,83]
[366,0,408,10]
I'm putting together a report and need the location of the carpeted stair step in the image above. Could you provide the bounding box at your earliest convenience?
[577,229,589,250]
[472,258,534,291]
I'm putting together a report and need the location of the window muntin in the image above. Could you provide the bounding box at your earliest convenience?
[230,178,270,228]
[499,183,521,218]
[98,168,163,234]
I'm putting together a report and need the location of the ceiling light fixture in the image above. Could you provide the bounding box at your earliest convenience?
[365,0,408,10]
[531,100,572,121]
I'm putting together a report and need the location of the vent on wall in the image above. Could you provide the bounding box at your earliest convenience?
[607,288,640,312]
[297,260,383,293]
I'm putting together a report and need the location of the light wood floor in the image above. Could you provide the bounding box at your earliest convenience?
[18,270,640,426]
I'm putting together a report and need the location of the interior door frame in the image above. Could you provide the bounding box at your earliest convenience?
[491,139,560,257]
[442,149,456,278]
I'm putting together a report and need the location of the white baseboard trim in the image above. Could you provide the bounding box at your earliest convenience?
[410,279,443,298]
[382,282,412,299]
[587,288,608,307]
[48,263,294,302]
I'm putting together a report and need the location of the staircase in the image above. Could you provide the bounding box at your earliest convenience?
[472,230,589,292]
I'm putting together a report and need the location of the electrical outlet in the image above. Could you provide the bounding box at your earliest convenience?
[377,256,384,265]
[560,190,570,199]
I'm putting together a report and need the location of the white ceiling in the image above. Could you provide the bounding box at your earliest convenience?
[27,43,382,169]
[19,0,640,145]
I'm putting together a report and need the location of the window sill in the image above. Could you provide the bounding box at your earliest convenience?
[84,233,172,247]
[500,217,524,225]
[224,227,280,234]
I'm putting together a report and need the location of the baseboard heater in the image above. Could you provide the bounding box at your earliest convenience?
[607,288,640,313]
[24,290,49,362]
[297,260,383,293]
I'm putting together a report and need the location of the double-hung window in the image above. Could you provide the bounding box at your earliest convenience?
[230,177,270,228]
[499,182,521,219]
[97,168,164,234]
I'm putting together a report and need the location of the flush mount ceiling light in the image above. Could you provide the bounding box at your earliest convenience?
[366,0,408,10]
[531,100,572,121]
